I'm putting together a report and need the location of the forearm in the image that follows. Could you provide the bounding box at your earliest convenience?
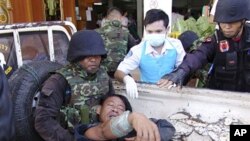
[35,74,73,141]
[35,106,74,141]
[114,70,126,82]
[180,43,215,73]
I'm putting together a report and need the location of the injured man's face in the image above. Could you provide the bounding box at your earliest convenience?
[97,96,126,122]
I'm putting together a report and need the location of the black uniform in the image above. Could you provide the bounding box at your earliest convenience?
[0,67,15,141]
[179,23,250,92]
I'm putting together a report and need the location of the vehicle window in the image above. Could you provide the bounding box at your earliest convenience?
[19,31,69,65]
[0,30,70,73]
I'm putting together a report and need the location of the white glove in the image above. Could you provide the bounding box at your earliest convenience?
[0,52,6,69]
[123,75,138,99]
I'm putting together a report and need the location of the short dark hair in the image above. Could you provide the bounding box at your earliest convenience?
[100,94,132,112]
[107,7,122,16]
[144,9,169,28]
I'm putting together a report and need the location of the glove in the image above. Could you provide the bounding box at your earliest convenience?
[162,69,189,88]
[123,75,138,99]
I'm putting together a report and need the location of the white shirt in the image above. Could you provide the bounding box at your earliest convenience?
[117,37,186,74]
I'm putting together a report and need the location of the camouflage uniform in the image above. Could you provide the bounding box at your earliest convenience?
[35,64,113,141]
[96,20,129,73]
[35,30,114,141]
[57,64,110,130]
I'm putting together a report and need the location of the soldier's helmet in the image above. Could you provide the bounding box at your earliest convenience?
[67,30,107,63]
[214,0,249,23]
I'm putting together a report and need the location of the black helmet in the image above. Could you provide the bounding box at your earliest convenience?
[67,30,107,62]
[178,31,199,52]
[214,0,249,23]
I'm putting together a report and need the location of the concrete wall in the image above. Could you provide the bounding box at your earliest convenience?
[114,81,250,141]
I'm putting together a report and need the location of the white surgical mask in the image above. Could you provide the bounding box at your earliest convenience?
[145,33,166,47]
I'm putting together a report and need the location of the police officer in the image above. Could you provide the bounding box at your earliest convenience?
[35,30,114,141]
[163,0,250,92]
[96,7,137,77]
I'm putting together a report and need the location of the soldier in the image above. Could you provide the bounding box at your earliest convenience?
[96,7,137,77]
[35,30,115,141]
[163,0,250,92]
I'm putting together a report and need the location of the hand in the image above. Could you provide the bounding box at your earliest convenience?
[157,79,176,88]
[128,113,160,141]
[161,69,189,89]
[123,75,138,99]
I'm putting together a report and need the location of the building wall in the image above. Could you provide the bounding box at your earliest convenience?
[10,0,76,25]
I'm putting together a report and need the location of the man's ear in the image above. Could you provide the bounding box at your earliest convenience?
[96,105,102,115]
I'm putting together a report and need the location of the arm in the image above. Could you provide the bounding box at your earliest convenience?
[157,39,186,87]
[114,70,127,82]
[179,39,216,73]
[84,112,160,141]
[150,118,176,141]
[115,46,141,82]
[161,38,216,88]
[35,74,74,141]
[0,67,15,141]
[114,70,138,98]
[114,47,141,98]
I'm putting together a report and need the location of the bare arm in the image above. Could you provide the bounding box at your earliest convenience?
[84,112,160,141]
[114,70,127,82]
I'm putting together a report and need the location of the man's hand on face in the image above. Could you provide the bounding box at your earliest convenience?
[128,113,160,141]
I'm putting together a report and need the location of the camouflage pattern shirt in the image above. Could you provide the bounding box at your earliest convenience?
[57,63,111,131]
[96,20,129,72]
[35,63,114,141]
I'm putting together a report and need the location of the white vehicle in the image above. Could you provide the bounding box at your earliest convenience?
[0,21,76,141]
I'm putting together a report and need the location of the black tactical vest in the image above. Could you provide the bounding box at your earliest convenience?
[208,23,250,92]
